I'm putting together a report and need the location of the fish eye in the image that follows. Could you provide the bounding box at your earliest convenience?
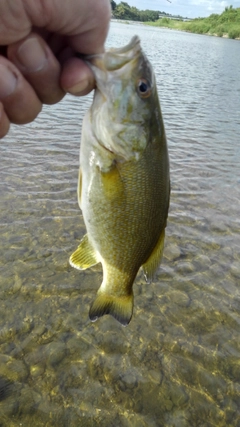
[137,79,151,98]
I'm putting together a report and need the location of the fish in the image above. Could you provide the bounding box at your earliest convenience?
[69,35,170,326]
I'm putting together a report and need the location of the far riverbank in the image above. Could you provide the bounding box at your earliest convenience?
[112,6,240,40]
[145,18,240,40]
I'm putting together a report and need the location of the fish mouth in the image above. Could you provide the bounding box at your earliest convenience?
[107,35,140,55]
[81,36,141,72]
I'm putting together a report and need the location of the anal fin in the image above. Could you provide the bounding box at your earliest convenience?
[69,234,99,270]
[142,229,165,283]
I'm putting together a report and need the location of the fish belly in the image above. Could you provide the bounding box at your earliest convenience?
[81,139,169,281]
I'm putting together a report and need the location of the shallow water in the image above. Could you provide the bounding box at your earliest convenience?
[0,22,240,427]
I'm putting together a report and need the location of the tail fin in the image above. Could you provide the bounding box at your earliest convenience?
[89,293,133,326]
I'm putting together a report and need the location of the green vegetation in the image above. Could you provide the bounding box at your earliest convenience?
[110,1,160,22]
[146,6,240,39]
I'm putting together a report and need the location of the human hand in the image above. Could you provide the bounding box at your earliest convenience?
[0,0,111,138]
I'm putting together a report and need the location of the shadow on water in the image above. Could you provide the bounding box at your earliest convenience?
[0,22,240,427]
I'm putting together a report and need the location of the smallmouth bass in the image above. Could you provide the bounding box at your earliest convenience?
[70,36,170,326]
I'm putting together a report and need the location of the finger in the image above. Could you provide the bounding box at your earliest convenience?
[0,0,111,53]
[23,0,111,54]
[7,33,65,105]
[0,103,10,139]
[0,58,42,124]
[60,57,95,96]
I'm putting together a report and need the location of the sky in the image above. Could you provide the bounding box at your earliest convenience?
[115,0,240,18]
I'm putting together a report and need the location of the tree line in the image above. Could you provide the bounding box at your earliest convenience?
[110,1,161,22]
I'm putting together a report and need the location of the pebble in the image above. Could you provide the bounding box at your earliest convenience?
[164,244,181,261]
[120,370,138,389]
[222,246,233,257]
[12,274,23,294]
[45,342,66,367]
[148,369,163,385]
[169,290,190,307]
[0,354,28,382]
[170,384,189,407]
[79,401,94,413]
[0,395,19,417]
[176,261,195,274]
[231,363,240,382]
[66,336,92,356]
[195,253,211,267]
[30,364,45,378]
[18,386,42,415]
[127,414,149,427]
[229,262,240,279]
[165,398,173,411]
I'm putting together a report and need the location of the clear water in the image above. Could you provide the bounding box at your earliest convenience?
[0,22,240,427]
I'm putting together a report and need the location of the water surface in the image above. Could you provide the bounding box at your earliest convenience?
[0,22,240,426]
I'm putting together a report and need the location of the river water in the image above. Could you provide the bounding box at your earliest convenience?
[0,22,240,427]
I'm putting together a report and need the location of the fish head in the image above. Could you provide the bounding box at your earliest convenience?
[87,36,160,162]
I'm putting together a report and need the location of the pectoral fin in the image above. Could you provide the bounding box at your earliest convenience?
[89,292,133,326]
[142,229,165,283]
[101,164,124,201]
[69,234,99,270]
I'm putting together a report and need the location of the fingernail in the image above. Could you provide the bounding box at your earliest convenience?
[0,65,17,99]
[17,38,47,72]
[67,80,89,95]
